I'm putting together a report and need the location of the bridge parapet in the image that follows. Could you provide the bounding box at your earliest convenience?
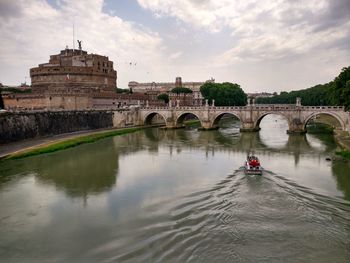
[140,105,346,112]
[300,106,345,111]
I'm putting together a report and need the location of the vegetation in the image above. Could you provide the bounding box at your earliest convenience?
[335,151,350,160]
[256,67,350,109]
[1,127,142,161]
[0,88,4,109]
[200,82,247,106]
[171,87,193,94]
[1,87,32,93]
[157,93,169,103]
[116,88,131,94]
[306,122,334,134]
[184,120,201,127]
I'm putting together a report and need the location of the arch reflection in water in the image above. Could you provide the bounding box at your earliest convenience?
[212,113,241,129]
[259,114,289,148]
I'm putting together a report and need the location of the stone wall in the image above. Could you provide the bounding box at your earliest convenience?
[4,94,92,111]
[0,110,114,143]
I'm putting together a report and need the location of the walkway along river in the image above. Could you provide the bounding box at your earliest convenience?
[0,115,349,262]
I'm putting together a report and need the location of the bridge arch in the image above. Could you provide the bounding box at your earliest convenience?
[255,112,291,131]
[176,112,202,127]
[303,112,345,131]
[212,112,241,128]
[144,112,167,126]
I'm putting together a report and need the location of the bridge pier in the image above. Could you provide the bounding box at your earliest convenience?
[197,120,218,130]
[164,119,185,129]
[287,118,306,134]
[239,122,260,132]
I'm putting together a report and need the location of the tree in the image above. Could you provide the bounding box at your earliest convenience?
[200,82,247,106]
[171,87,193,94]
[116,88,130,94]
[157,93,169,104]
[0,84,4,109]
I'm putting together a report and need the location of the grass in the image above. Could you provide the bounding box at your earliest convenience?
[1,127,143,161]
[335,150,350,160]
[306,122,334,134]
[184,120,201,126]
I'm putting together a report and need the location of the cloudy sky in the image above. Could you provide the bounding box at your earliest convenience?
[0,0,349,92]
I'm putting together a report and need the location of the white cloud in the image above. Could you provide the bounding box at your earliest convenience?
[0,0,166,87]
[169,51,182,60]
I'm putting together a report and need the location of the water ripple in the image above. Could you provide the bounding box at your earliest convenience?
[89,172,350,263]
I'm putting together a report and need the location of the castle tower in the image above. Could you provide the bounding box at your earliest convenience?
[175,77,182,88]
[30,47,117,94]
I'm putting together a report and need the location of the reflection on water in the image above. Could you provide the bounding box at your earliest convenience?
[332,161,350,201]
[0,114,350,262]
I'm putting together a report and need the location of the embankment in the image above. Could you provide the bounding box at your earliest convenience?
[0,110,114,144]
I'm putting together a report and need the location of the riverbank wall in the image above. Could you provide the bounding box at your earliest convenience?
[0,110,116,144]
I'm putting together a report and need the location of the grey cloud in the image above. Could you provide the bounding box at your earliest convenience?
[266,0,350,33]
[188,0,212,7]
[0,1,23,19]
[312,0,350,32]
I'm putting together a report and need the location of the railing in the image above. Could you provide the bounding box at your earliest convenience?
[140,105,345,111]
[300,106,344,110]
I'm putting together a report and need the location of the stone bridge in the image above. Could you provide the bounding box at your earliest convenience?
[137,100,350,134]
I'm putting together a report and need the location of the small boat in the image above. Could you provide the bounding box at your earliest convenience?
[244,155,263,175]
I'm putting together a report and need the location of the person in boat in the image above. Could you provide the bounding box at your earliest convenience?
[248,155,260,167]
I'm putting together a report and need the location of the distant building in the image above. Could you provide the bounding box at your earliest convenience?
[247,92,274,98]
[129,77,214,106]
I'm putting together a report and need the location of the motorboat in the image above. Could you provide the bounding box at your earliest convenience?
[244,155,263,175]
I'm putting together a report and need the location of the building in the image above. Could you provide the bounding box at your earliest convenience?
[129,77,214,106]
[247,92,274,98]
[30,47,117,94]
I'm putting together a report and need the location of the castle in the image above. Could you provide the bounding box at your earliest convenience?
[4,46,146,110]
[30,47,117,94]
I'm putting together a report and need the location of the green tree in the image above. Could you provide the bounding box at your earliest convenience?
[200,82,247,106]
[0,87,5,109]
[157,93,169,104]
[116,88,130,94]
[171,87,193,94]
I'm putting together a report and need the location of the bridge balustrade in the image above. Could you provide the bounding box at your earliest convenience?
[140,105,345,111]
[301,106,344,111]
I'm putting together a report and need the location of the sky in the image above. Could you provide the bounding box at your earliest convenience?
[0,0,349,93]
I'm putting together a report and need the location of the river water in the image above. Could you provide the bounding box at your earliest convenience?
[0,115,350,262]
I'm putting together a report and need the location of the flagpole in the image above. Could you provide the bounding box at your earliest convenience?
[73,20,75,51]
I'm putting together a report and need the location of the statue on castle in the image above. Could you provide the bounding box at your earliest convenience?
[77,40,82,51]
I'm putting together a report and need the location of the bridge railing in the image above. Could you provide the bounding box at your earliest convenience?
[300,106,345,111]
[140,105,345,111]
